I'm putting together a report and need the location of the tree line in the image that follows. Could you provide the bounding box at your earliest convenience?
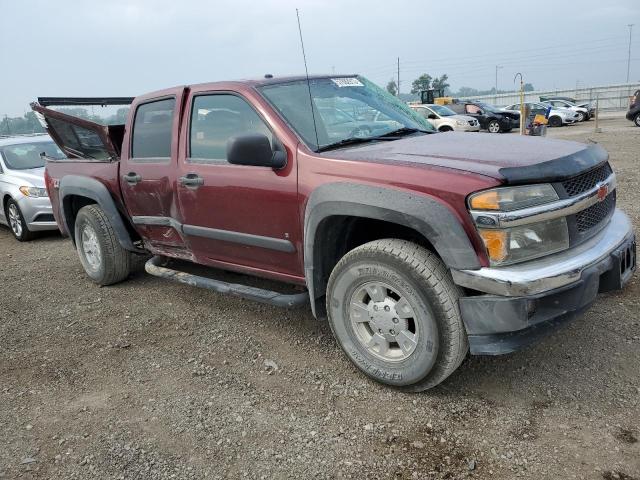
[386,73,534,99]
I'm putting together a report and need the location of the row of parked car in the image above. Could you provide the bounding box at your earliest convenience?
[411,96,595,133]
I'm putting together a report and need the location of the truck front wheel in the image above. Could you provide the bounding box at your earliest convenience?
[74,204,132,286]
[326,239,468,391]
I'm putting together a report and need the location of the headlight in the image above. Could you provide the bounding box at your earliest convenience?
[455,120,467,126]
[469,184,558,211]
[19,186,48,198]
[477,217,569,265]
[469,185,570,265]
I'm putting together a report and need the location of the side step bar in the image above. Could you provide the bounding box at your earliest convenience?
[145,256,309,308]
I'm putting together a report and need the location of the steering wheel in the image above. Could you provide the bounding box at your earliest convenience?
[349,126,372,138]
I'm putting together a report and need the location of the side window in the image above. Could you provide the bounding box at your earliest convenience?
[189,94,273,162]
[131,98,175,160]
[413,107,428,118]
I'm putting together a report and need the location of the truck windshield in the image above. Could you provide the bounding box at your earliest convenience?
[1,141,64,170]
[258,76,435,151]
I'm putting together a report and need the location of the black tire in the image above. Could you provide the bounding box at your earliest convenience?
[634,113,640,127]
[576,112,585,122]
[487,120,501,133]
[439,126,453,132]
[5,198,34,241]
[326,239,468,391]
[74,204,131,286]
[548,116,563,127]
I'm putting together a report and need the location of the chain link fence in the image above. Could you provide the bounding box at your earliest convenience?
[460,82,639,111]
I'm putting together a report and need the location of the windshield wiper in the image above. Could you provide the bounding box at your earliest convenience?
[317,127,432,152]
[317,136,386,152]
[375,127,431,138]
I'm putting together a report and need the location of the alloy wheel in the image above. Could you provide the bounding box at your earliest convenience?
[81,224,102,271]
[349,281,420,362]
[8,203,23,237]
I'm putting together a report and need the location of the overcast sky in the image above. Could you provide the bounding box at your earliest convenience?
[1,0,639,116]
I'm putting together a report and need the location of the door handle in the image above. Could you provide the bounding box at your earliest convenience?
[179,173,204,188]
[123,172,142,185]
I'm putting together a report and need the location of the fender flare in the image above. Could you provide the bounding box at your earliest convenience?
[304,183,480,317]
[58,175,137,251]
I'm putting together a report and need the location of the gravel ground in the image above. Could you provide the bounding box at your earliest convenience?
[1,114,639,480]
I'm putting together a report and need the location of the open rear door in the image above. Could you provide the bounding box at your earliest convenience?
[30,97,134,161]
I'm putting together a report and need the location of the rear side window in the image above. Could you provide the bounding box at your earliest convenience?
[465,104,481,114]
[46,117,112,160]
[131,98,175,159]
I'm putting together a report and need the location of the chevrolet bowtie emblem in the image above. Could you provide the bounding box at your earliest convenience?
[596,183,609,201]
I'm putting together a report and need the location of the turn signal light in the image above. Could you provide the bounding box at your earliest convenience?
[469,190,500,210]
[478,229,507,263]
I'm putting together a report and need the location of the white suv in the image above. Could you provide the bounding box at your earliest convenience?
[410,104,480,132]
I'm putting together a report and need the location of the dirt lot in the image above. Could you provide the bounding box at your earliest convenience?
[1,114,639,480]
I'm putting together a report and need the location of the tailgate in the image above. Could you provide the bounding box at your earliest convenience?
[30,97,133,161]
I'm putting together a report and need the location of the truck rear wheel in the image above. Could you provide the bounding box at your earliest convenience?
[326,239,468,391]
[74,204,131,286]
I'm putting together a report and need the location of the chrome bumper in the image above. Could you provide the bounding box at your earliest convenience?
[452,209,635,296]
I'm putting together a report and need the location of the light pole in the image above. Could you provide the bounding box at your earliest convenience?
[627,24,634,83]
[514,73,524,135]
[495,65,503,102]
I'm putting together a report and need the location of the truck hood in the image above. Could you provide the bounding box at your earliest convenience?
[325,132,608,184]
[6,167,46,188]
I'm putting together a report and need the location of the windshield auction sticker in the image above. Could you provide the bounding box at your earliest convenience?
[331,77,364,87]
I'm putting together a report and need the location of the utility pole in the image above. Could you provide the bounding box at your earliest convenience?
[627,24,634,83]
[397,57,400,97]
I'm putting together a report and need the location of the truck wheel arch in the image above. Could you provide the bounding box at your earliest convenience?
[304,183,480,318]
[58,175,138,252]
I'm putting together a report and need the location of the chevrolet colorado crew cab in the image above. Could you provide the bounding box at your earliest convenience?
[32,75,636,391]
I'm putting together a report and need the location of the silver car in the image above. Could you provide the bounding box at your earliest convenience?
[0,135,64,241]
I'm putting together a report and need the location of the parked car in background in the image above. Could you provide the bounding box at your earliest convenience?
[502,102,580,127]
[410,104,480,132]
[625,89,640,127]
[539,96,595,118]
[0,134,64,240]
[541,98,592,121]
[447,101,519,133]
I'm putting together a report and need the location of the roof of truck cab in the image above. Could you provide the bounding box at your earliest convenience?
[139,74,360,99]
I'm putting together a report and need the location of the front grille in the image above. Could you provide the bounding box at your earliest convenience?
[575,191,616,233]
[562,163,612,197]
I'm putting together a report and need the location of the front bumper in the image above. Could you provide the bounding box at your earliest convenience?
[456,124,480,132]
[452,210,635,354]
[16,195,58,232]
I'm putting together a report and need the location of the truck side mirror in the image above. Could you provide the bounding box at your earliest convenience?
[427,114,438,119]
[227,134,286,169]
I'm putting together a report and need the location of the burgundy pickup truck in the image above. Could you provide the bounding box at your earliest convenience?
[32,75,635,391]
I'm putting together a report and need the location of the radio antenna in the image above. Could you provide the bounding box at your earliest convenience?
[296,8,320,150]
